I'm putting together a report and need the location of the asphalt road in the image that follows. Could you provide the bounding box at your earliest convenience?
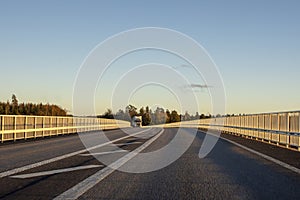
[0,128,300,199]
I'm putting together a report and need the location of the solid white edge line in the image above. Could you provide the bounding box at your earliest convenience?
[10,165,103,179]
[54,128,164,200]
[0,128,153,178]
[205,131,300,175]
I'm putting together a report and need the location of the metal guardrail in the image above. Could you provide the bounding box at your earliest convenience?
[161,111,300,151]
[0,115,130,142]
[4,111,300,150]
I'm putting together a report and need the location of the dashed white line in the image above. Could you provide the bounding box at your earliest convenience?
[54,129,164,200]
[10,165,103,179]
[0,128,153,178]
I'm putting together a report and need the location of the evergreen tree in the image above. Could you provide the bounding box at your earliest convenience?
[0,95,67,116]
[170,110,180,122]
[126,104,137,118]
[5,101,10,115]
[11,94,19,115]
[142,106,151,126]
[166,109,171,123]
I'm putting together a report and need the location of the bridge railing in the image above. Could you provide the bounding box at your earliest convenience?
[161,111,300,151]
[0,115,130,142]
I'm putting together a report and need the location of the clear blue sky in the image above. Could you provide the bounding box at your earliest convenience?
[1,0,299,115]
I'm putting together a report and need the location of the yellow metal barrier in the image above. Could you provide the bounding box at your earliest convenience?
[0,115,130,142]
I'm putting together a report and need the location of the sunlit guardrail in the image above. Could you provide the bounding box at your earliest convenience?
[0,115,130,142]
[162,111,300,151]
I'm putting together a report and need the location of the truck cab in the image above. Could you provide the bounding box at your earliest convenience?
[131,116,142,127]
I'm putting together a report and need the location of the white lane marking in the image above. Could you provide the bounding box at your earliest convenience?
[10,165,103,179]
[205,131,300,175]
[0,128,153,178]
[54,129,164,200]
[79,150,127,156]
[114,141,142,146]
[220,136,300,175]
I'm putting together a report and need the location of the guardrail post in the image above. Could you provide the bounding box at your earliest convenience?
[262,115,265,141]
[61,117,63,135]
[298,135,300,151]
[268,114,271,143]
[286,113,290,148]
[54,117,57,136]
[34,116,37,138]
[50,117,52,136]
[14,116,16,141]
[42,116,45,137]
[299,112,300,134]
[276,114,280,145]
[1,116,4,143]
[57,117,60,134]
[25,116,27,140]
[277,114,280,132]
[62,117,65,135]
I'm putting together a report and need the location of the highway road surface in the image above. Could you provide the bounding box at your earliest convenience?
[0,127,300,199]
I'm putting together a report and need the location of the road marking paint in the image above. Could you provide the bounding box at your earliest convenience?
[204,131,300,175]
[114,141,142,146]
[0,128,153,178]
[79,150,127,156]
[54,129,164,200]
[10,165,103,179]
[221,136,300,175]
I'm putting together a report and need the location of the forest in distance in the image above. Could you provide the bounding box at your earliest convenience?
[98,104,213,126]
[0,94,228,126]
[0,94,67,116]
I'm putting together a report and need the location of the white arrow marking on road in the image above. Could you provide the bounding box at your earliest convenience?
[10,165,103,179]
[79,150,127,156]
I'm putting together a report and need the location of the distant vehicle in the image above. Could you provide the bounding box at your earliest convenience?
[131,116,142,127]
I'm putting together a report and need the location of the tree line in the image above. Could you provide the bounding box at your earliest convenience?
[98,104,212,126]
[0,94,67,116]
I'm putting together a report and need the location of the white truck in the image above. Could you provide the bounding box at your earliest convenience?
[131,116,142,127]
